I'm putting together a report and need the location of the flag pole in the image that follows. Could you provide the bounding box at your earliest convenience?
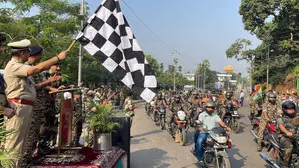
[67,40,77,51]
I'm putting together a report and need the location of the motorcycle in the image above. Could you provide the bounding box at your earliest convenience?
[223,103,240,133]
[250,117,277,148]
[155,104,166,130]
[169,110,188,146]
[146,101,154,117]
[195,122,232,168]
[260,123,299,168]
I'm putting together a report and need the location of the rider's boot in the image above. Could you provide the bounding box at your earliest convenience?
[175,130,180,143]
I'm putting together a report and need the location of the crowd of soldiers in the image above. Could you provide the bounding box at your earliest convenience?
[249,89,299,167]
[151,89,240,129]
[0,36,132,168]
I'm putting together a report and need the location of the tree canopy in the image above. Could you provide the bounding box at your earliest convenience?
[227,0,299,85]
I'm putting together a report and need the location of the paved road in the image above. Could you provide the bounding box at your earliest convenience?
[130,97,270,168]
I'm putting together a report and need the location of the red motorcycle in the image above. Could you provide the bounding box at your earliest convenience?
[250,117,277,148]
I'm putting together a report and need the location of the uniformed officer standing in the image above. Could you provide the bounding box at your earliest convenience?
[22,46,62,165]
[4,39,68,167]
[71,90,83,146]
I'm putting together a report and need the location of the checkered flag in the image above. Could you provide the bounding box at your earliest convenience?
[76,0,157,102]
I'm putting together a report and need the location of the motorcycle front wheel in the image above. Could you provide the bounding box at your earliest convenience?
[179,127,187,146]
[230,118,240,133]
[160,115,166,130]
[220,156,231,168]
[154,113,160,125]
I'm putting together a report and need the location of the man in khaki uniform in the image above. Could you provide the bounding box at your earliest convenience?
[4,39,68,167]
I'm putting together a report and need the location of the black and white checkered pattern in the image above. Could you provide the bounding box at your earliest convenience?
[76,0,157,102]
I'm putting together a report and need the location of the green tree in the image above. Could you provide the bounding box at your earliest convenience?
[237,0,299,84]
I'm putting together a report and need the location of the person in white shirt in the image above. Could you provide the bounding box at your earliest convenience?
[240,91,245,107]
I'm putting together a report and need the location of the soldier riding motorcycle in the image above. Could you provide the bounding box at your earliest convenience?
[260,101,299,168]
[153,93,168,129]
[167,95,189,141]
[188,91,201,127]
[256,92,281,152]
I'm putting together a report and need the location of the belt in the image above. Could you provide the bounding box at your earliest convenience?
[8,98,34,106]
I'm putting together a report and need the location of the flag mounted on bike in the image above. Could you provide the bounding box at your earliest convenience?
[76,0,157,102]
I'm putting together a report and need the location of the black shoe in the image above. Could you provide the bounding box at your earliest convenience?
[130,136,133,138]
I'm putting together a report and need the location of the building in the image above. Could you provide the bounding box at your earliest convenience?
[217,73,232,82]
[183,73,195,81]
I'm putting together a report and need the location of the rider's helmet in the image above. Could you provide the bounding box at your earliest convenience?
[205,101,216,108]
[282,101,297,118]
[201,97,211,106]
[174,94,181,103]
[225,91,233,99]
[157,92,163,99]
[267,92,277,103]
[205,101,216,114]
[192,91,199,97]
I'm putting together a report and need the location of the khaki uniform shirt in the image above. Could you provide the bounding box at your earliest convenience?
[4,58,36,101]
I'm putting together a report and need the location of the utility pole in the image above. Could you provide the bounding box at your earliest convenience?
[78,0,85,87]
[266,45,270,91]
[173,51,179,91]
[203,65,206,90]
[195,65,197,91]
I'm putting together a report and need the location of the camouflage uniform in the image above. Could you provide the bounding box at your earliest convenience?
[277,115,298,166]
[188,97,201,121]
[220,97,234,120]
[257,101,281,148]
[71,96,83,146]
[0,75,6,121]
[119,88,126,107]
[40,71,60,148]
[22,62,49,165]
[167,101,187,125]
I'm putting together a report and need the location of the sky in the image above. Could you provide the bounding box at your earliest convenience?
[1,0,260,75]
[81,0,260,75]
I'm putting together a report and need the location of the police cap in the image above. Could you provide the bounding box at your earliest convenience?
[29,46,43,56]
[0,33,6,42]
[7,39,31,52]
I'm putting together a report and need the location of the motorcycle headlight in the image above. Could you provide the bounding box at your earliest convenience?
[150,101,155,106]
[215,136,227,144]
[160,109,165,113]
[177,111,186,120]
[234,111,238,115]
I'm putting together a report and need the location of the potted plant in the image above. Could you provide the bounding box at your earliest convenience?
[87,100,120,151]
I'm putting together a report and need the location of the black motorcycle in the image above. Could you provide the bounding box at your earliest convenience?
[223,103,240,133]
[261,122,299,168]
[194,122,232,168]
[155,104,166,130]
[146,101,154,117]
